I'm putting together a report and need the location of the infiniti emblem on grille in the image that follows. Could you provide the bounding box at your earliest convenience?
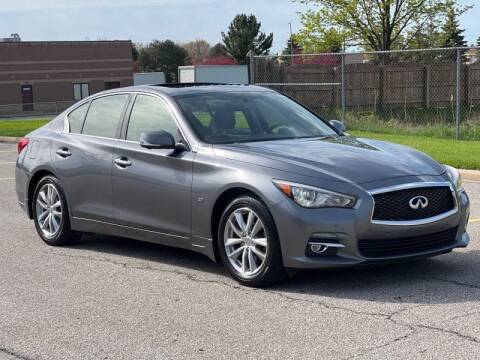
[409,196,429,209]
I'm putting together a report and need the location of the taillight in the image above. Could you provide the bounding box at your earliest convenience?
[18,138,29,154]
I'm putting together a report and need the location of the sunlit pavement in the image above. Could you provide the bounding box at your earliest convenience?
[0,142,479,359]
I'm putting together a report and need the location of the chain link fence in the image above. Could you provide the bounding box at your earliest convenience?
[0,100,75,118]
[250,47,480,140]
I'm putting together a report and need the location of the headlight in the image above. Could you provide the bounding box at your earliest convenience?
[445,165,463,191]
[273,180,356,208]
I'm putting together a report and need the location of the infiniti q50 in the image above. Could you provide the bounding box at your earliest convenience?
[15,84,470,287]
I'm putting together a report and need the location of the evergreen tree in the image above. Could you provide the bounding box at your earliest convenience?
[282,36,301,55]
[208,43,228,57]
[222,14,273,64]
[441,9,467,47]
[138,40,189,83]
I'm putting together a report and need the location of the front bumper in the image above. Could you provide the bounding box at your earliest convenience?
[271,180,470,269]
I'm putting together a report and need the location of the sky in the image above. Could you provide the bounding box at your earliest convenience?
[0,0,479,53]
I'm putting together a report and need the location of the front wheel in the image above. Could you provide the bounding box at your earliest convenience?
[217,196,285,287]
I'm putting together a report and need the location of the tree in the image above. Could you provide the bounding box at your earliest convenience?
[208,43,228,57]
[441,8,467,47]
[131,43,139,61]
[282,35,302,55]
[138,40,189,83]
[296,0,472,51]
[477,36,480,47]
[182,39,211,65]
[222,14,273,64]
[295,24,344,53]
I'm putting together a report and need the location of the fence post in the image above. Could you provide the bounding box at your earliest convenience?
[341,53,346,124]
[456,48,461,140]
[247,50,255,85]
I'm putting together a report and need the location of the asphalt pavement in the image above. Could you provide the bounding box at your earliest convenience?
[1,142,479,359]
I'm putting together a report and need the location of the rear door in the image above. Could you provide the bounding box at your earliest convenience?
[51,93,130,223]
[112,93,194,239]
[21,85,33,111]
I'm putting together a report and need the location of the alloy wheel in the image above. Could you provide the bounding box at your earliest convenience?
[224,207,268,278]
[35,183,63,239]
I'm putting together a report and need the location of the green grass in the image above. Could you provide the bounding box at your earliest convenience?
[350,130,480,170]
[0,119,51,137]
[316,106,480,141]
[1,116,477,169]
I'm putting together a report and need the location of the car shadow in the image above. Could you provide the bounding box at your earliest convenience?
[67,234,225,276]
[68,234,480,305]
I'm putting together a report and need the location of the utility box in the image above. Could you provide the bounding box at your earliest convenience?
[178,65,249,84]
[134,72,166,85]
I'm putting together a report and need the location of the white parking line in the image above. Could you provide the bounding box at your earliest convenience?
[0,178,14,181]
[470,218,480,224]
[0,162,15,165]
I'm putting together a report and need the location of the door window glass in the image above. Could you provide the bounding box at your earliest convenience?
[68,102,89,134]
[82,94,128,138]
[126,95,178,142]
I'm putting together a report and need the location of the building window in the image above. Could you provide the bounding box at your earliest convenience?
[74,83,89,101]
[105,81,121,90]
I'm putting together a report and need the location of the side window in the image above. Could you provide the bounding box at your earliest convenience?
[68,102,89,134]
[126,95,178,142]
[82,94,128,138]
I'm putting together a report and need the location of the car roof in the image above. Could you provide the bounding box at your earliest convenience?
[102,83,274,97]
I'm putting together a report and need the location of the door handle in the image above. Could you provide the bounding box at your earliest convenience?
[56,147,72,158]
[114,157,132,168]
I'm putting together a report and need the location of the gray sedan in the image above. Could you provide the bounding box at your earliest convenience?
[15,84,470,287]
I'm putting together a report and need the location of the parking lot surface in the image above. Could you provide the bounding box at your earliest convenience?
[1,142,479,359]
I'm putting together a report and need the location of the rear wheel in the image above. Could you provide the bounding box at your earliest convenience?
[217,196,285,287]
[32,175,78,246]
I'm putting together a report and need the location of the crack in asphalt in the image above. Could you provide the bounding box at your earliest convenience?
[47,249,480,350]
[415,275,480,291]
[0,347,36,360]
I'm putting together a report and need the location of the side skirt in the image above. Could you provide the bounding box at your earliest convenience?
[70,217,216,261]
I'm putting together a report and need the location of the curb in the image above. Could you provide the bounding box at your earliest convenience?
[0,136,21,143]
[460,169,480,182]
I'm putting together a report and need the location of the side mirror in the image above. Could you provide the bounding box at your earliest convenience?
[139,130,188,154]
[329,120,346,134]
[140,130,175,149]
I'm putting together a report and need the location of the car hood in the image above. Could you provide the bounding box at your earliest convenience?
[213,136,446,184]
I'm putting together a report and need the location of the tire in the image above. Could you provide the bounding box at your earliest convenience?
[32,175,78,246]
[217,196,285,287]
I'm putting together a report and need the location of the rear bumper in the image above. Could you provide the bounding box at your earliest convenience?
[272,185,470,269]
[15,150,31,218]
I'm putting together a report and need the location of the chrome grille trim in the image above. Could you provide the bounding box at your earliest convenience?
[368,182,458,226]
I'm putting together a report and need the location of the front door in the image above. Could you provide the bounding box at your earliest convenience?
[112,94,193,240]
[21,85,33,111]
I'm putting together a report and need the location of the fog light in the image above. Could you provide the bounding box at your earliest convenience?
[307,241,345,257]
[311,244,328,254]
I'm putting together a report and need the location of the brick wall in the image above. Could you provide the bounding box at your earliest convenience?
[0,41,134,107]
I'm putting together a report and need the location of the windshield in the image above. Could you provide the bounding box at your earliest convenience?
[174,91,337,144]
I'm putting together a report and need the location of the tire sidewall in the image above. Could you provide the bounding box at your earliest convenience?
[32,175,69,245]
[217,196,282,286]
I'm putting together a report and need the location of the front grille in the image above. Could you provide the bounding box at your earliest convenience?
[372,186,454,222]
[358,227,458,258]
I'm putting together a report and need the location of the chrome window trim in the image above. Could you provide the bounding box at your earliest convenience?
[63,90,192,151]
[368,181,459,226]
[121,92,191,151]
[63,91,132,134]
